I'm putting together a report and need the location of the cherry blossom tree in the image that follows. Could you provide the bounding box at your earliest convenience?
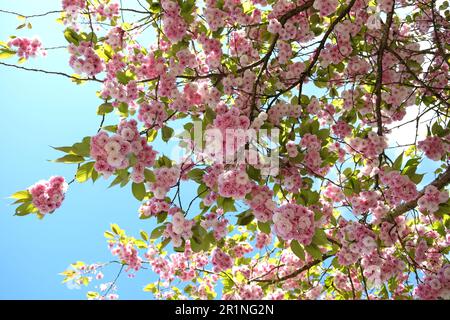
[3,0,450,300]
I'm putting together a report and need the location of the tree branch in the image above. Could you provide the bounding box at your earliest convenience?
[0,61,103,82]
[374,1,395,136]
[430,0,448,62]
[386,47,450,108]
[252,254,333,284]
[0,8,150,18]
[0,9,62,18]
[267,0,356,110]
[388,165,450,220]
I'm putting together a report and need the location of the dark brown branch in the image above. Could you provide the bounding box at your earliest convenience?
[252,254,333,284]
[388,165,450,220]
[267,0,356,110]
[140,1,316,88]
[430,0,448,62]
[102,264,124,298]
[386,47,450,108]
[374,1,395,136]
[0,9,62,18]
[0,61,103,82]
[0,8,150,18]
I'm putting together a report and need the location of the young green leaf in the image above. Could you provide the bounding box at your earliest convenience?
[290,240,306,261]
[132,182,146,201]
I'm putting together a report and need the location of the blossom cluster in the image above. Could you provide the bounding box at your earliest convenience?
[417,185,449,214]
[161,0,188,43]
[90,119,158,183]
[336,221,377,266]
[109,241,143,272]
[147,166,180,199]
[138,101,168,130]
[163,209,195,247]
[8,37,46,60]
[211,248,233,272]
[418,136,448,161]
[62,0,86,11]
[95,2,119,20]
[313,0,338,17]
[210,107,251,158]
[245,185,276,222]
[217,168,253,200]
[29,176,68,215]
[201,209,228,240]
[68,42,104,76]
[139,198,170,218]
[273,203,315,245]
[361,249,406,288]
[379,169,418,205]
[268,101,301,125]
[349,132,388,160]
[415,264,450,299]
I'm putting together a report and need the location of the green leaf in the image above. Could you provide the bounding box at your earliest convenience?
[247,166,261,181]
[161,126,174,142]
[76,162,95,183]
[159,237,171,249]
[109,175,124,188]
[150,225,166,239]
[331,257,340,268]
[312,228,330,246]
[110,223,122,235]
[72,137,91,157]
[15,202,37,216]
[104,231,115,239]
[116,70,135,85]
[305,244,323,260]
[146,129,158,142]
[187,168,204,183]
[310,120,320,134]
[103,125,117,133]
[316,128,330,141]
[97,102,114,115]
[190,232,211,253]
[53,154,85,163]
[132,182,146,201]
[180,0,196,14]
[64,28,80,45]
[221,197,236,213]
[157,211,168,224]
[409,173,425,184]
[431,122,445,137]
[10,190,31,201]
[290,240,306,261]
[204,107,216,123]
[87,291,99,299]
[257,221,271,235]
[140,230,149,242]
[197,184,208,197]
[134,240,148,249]
[156,155,172,168]
[144,169,156,182]
[302,190,320,206]
[236,210,254,225]
[0,49,16,59]
[149,1,161,13]
[51,146,73,153]
[392,152,403,171]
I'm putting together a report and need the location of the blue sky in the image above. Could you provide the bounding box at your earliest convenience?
[0,0,164,299]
